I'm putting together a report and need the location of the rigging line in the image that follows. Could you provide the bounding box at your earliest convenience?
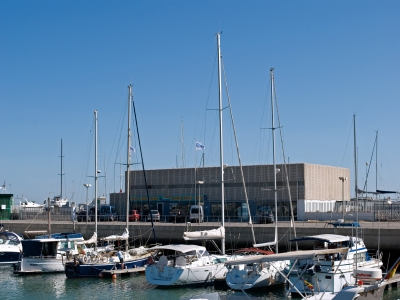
[221,58,256,245]
[274,74,297,246]
[340,118,353,167]
[201,45,218,164]
[131,88,157,245]
[362,138,376,192]
[109,93,128,193]
[79,119,94,203]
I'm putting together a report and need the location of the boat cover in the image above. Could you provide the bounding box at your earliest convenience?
[225,248,349,266]
[290,234,351,243]
[183,226,225,240]
[100,228,129,241]
[76,232,97,245]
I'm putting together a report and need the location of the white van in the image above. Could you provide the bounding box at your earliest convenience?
[189,205,204,223]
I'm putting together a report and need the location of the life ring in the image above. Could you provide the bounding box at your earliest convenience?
[147,256,154,265]
[83,255,87,262]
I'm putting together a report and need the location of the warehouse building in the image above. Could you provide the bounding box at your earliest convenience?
[110,163,350,221]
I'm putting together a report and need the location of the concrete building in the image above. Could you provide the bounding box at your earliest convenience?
[110,163,350,221]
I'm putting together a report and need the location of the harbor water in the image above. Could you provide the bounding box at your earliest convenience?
[1,265,400,300]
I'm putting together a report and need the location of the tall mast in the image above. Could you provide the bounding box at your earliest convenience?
[375,131,378,199]
[59,139,64,198]
[126,85,132,237]
[217,32,225,255]
[353,114,358,202]
[180,118,185,168]
[271,68,279,254]
[94,110,98,236]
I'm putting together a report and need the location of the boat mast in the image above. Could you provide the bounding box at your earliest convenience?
[353,114,359,278]
[94,110,98,240]
[59,139,64,199]
[375,130,378,200]
[271,68,279,254]
[126,85,132,248]
[217,32,225,255]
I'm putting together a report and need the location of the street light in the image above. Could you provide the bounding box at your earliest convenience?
[196,181,204,223]
[339,177,347,220]
[83,183,91,224]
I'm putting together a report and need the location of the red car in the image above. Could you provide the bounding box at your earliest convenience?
[129,210,140,222]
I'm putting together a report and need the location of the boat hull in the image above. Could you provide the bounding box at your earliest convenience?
[145,263,227,286]
[0,251,21,264]
[225,260,288,290]
[14,257,65,274]
[64,256,148,278]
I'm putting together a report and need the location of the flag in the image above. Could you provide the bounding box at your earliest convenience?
[384,258,400,279]
[195,141,205,151]
[130,146,136,153]
[302,278,314,290]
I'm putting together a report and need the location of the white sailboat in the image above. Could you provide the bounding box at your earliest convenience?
[50,139,69,208]
[225,68,290,290]
[64,87,152,278]
[145,32,239,287]
[283,116,383,298]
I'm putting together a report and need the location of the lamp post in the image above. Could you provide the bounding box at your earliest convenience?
[339,177,347,220]
[83,183,91,224]
[196,181,204,223]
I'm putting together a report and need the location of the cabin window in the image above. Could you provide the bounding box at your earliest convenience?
[325,276,331,279]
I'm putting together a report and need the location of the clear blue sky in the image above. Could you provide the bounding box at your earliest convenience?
[1,1,399,204]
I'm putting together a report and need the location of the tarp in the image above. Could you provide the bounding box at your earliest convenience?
[376,189,398,194]
[76,232,97,245]
[183,226,225,241]
[225,248,349,266]
[290,234,350,243]
[100,228,129,241]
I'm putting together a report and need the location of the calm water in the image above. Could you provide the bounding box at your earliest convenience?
[1,265,400,300]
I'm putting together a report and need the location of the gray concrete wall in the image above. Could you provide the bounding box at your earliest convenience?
[2,220,399,254]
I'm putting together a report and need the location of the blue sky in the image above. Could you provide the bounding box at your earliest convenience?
[1,1,399,204]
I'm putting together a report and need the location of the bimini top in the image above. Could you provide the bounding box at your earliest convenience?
[225,248,349,266]
[290,234,351,243]
[149,244,206,253]
[34,232,83,240]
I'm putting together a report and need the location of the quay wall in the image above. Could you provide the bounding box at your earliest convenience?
[2,220,399,255]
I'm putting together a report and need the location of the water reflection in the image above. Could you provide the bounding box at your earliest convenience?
[1,265,399,300]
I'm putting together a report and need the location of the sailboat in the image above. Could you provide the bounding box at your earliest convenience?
[14,145,85,275]
[224,68,290,290]
[282,115,383,298]
[64,87,152,278]
[50,139,69,208]
[145,32,240,287]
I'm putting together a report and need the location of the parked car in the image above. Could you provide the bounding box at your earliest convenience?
[147,210,160,222]
[189,205,204,223]
[99,205,118,221]
[259,210,274,224]
[168,209,187,223]
[129,210,140,222]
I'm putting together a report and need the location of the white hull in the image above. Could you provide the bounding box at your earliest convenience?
[226,260,288,290]
[146,261,228,286]
[287,257,382,295]
[16,257,65,274]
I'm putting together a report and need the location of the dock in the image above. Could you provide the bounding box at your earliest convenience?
[99,266,145,278]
